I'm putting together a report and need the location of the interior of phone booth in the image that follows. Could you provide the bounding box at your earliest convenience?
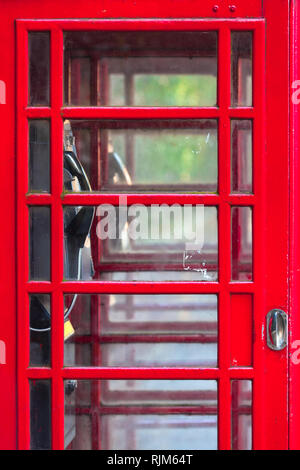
[29,29,253,450]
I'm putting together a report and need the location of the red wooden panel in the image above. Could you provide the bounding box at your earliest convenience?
[50,28,65,451]
[16,20,31,450]
[230,295,253,367]
[1,0,264,21]
[0,3,16,450]
[217,24,232,451]
[289,0,300,450]
[260,0,289,450]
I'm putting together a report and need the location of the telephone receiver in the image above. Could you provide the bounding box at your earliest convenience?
[30,121,95,335]
[30,121,132,340]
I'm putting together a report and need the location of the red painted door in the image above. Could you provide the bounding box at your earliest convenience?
[0,0,290,450]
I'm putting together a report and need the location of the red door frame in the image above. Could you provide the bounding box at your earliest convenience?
[17,17,267,451]
[290,0,300,451]
[0,0,297,450]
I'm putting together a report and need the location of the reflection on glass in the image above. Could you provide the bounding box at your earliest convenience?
[231,380,252,450]
[64,294,218,367]
[30,294,51,367]
[64,205,218,281]
[231,206,252,281]
[30,380,51,450]
[231,120,252,193]
[109,74,125,106]
[29,32,50,106]
[29,120,50,192]
[64,31,217,107]
[65,380,218,450]
[65,120,218,192]
[29,206,51,280]
[231,32,252,107]
[69,58,91,106]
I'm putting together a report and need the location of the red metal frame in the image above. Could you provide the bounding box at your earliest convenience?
[289,0,300,450]
[16,17,267,451]
[0,0,294,451]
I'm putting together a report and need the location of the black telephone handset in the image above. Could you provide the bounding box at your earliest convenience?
[30,121,95,344]
[30,122,133,346]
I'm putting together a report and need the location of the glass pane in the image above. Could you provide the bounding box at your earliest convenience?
[69,58,91,106]
[231,120,252,193]
[64,120,218,192]
[29,32,50,106]
[64,31,217,107]
[30,294,51,367]
[29,120,50,192]
[231,380,252,450]
[231,32,252,107]
[65,380,218,450]
[30,380,51,450]
[231,206,252,281]
[29,206,51,280]
[109,74,125,106]
[64,294,218,367]
[63,205,218,281]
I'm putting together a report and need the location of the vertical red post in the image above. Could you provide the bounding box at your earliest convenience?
[218,24,232,450]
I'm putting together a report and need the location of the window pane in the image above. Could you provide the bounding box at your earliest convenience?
[69,58,91,106]
[65,380,218,450]
[30,294,51,367]
[64,294,218,367]
[231,32,252,107]
[29,32,50,106]
[29,120,50,192]
[231,120,252,193]
[231,380,252,450]
[64,31,217,107]
[109,74,125,106]
[64,120,218,192]
[231,206,252,281]
[30,380,51,450]
[63,205,218,281]
[29,206,51,280]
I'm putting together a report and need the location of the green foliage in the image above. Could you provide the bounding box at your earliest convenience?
[113,129,217,186]
[110,73,217,186]
[134,74,216,107]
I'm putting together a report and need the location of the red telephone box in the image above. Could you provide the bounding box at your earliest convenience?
[1,0,300,450]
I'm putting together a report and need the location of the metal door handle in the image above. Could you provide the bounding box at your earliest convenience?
[266,309,288,351]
